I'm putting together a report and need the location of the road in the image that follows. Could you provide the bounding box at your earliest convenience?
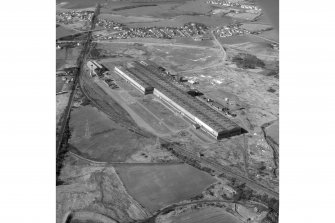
[92,40,216,50]
[138,198,268,223]
[211,30,227,61]
[56,4,100,156]
[68,151,183,166]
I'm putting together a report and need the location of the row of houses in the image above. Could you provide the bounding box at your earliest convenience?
[56,10,94,25]
[94,19,210,40]
[207,0,262,12]
[215,24,249,38]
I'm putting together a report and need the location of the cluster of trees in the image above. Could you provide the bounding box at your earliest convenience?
[161,142,216,176]
[267,61,279,78]
[232,53,265,69]
[227,178,279,223]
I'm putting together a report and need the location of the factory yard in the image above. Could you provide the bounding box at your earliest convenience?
[56,1,279,223]
[115,164,216,212]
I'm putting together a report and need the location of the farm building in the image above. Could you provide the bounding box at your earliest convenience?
[114,60,244,140]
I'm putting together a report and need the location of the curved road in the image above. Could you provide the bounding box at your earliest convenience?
[138,198,268,223]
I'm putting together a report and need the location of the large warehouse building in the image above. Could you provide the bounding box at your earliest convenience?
[114,66,154,95]
[114,60,244,139]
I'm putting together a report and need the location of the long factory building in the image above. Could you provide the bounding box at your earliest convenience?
[114,60,244,139]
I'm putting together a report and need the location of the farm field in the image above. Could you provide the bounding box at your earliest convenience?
[265,121,279,145]
[257,29,279,42]
[68,105,156,162]
[56,47,81,70]
[165,207,242,223]
[56,77,65,93]
[147,45,221,72]
[217,34,267,45]
[57,155,149,223]
[115,164,216,212]
[56,25,78,39]
[57,0,105,9]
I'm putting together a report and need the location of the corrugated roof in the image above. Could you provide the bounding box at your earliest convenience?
[130,61,241,134]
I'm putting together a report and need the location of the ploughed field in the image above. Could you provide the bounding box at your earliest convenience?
[68,105,155,162]
[115,164,216,212]
[167,207,242,223]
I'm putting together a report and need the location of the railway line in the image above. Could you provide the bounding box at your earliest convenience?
[56,4,100,156]
[79,75,152,139]
[68,151,183,166]
[161,139,279,198]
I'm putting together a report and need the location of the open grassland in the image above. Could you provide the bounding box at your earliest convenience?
[57,0,105,9]
[57,155,149,223]
[68,105,156,162]
[56,47,81,70]
[165,207,242,223]
[225,42,278,61]
[56,77,66,93]
[147,45,220,72]
[217,34,267,45]
[240,23,273,33]
[257,29,279,42]
[57,25,79,39]
[115,164,216,212]
[265,121,279,145]
[227,12,261,21]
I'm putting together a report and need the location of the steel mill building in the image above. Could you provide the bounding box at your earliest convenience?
[87,60,108,77]
[114,60,244,139]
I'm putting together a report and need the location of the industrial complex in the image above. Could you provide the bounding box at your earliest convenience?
[114,60,244,140]
[87,60,108,77]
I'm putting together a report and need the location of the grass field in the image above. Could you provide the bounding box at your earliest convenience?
[167,207,242,223]
[56,25,78,39]
[68,105,155,162]
[56,77,65,93]
[57,0,105,9]
[148,46,220,72]
[218,35,267,45]
[56,47,81,70]
[257,29,279,42]
[115,164,216,212]
[265,121,279,144]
